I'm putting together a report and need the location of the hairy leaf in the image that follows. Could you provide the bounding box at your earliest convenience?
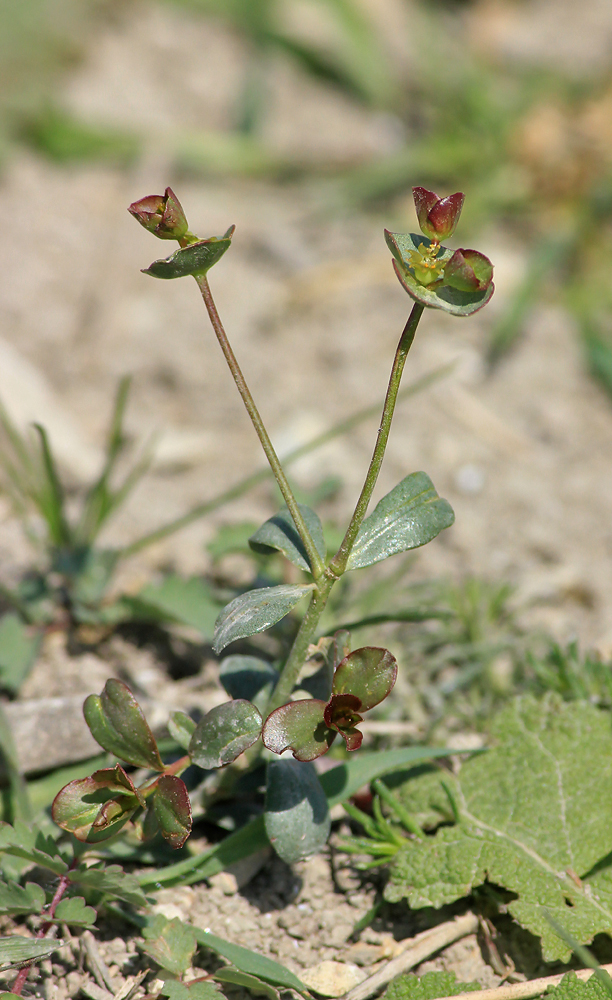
[167,711,196,751]
[84,679,163,771]
[153,775,192,848]
[69,862,149,907]
[0,880,44,915]
[249,504,326,572]
[264,759,330,863]
[51,896,96,927]
[546,972,612,1000]
[213,584,313,653]
[189,700,262,768]
[383,971,480,1000]
[0,935,62,968]
[385,696,612,961]
[141,914,196,976]
[143,228,234,279]
[347,473,454,570]
[332,647,397,710]
[385,232,494,316]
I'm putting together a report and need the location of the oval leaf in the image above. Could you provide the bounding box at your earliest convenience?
[249,505,326,572]
[264,759,331,863]
[143,227,234,279]
[189,700,262,769]
[347,472,454,571]
[332,647,397,711]
[52,764,143,842]
[213,584,313,653]
[83,679,163,770]
[219,655,278,708]
[167,711,196,751]
[153,775,192,848]
[262,700,335,762]
[385,231,494,316]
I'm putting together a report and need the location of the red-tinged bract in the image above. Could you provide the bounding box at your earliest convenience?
[413,186,464,242]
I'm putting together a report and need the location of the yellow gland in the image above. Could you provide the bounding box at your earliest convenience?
[407,242,445,287]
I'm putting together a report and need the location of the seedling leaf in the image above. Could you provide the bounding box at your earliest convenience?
[264,758,330,863]
[249,504,326,572]
[83,679,163,770]
[347,472,454,570]
[141,914,197,976]
[0,821,67,875]
[385,696,612,961]
[143,229,234,279]
[213,584,312,653]
[153,775,192,848]
[69,862,149,907]
[189,700,262,768]
[0,880,44,915]
[51,896,96,927]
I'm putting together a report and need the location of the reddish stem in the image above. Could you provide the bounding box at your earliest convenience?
[11,859,77,995]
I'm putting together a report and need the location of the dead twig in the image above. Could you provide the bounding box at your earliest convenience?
[340,912,479,1000]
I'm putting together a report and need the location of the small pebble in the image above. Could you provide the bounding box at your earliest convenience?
[300,960,366,997]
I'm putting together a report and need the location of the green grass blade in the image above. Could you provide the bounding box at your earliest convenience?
[32,424,71,547]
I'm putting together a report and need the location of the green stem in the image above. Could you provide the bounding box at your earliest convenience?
[327,302,424,578]
[195,274,325,580]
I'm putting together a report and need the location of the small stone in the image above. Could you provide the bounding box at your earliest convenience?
[150,902,185,921]
[208,871,239,895]
[344,942,385,967]
[301,961,366,997]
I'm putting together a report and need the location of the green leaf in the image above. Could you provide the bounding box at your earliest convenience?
[382,971,480,1000]
[51,896,96,927]
[83,679,163,770]
[385,696,612,962]
[134,575,220,639]
[264,759,330,863]
[332,647,397,710]
[0,821,67,876]
[0,935,62,968]
[213,584,313,653]
[0,702,31,822]
[347,472,454,570]
[249,504,326,572]
[153,775,192,848]
[194,928,309,995]
[262,699,333,762]
[319,746,460,809]
[160,982,220,1000]
[214,966,280,999]
[143,228,234,279]
[385,232,494,316]
[546,972,612,1000]
[188,700,262,769]
[69,862,148,907]
[219,655,278,705]
[0,614,41,694]
[51,764,143,842]
[0,880,44,915]
[141,914,197,976]
[167,711,196,751]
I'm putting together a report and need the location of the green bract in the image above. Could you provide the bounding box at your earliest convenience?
[385,231,494,316]
[143,226,235,279]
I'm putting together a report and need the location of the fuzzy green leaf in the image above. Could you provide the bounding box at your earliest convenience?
[188,700,262,769]
[84,679,163,771]
[141,914,196,976]
[51,896,96,927]
[347,472,454,570]
[383,971,480,1000]
[385,696,612,961]
[214,966,280,999]
[167,711,196,751]
[0,880,44,916]
[264,759,330,863]
[0,614,41,694]
[143,228,234,279]
[385,232,494,316]
[213,584,313,653]
[0,936,62,968]
[153,775,192,848]
[249,505,326,572]
[332,646,397,710]
[69,862,149,907]
[546,972,612,1000]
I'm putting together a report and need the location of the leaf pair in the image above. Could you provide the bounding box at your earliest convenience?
[262,646,397,761]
